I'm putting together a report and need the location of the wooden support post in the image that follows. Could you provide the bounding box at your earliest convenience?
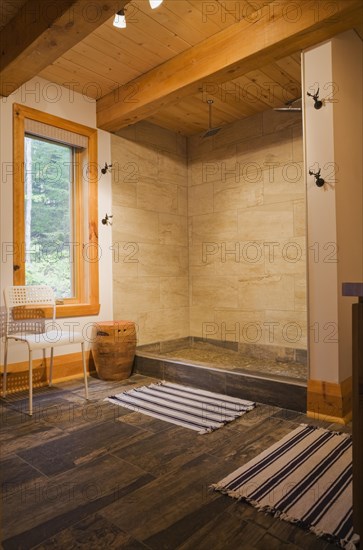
[342,282,363,539]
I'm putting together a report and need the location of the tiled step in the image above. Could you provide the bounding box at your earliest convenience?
[134,353,307,412]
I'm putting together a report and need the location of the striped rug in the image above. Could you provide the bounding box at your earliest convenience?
[213,424,358,549]
[106,382,255,434]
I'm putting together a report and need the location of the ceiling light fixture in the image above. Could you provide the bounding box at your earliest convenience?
[113,1,163,31]
[113,9,126,28]
[149,0,163,9]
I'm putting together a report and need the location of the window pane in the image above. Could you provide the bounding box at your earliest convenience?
[24,136,74,298]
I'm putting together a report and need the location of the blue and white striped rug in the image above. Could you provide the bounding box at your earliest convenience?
[213,424,358,549]
[106,381,255,434]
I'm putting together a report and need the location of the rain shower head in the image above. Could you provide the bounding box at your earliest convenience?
[203,99,221,138]
[203,126,221,138]
[273,98,302,112]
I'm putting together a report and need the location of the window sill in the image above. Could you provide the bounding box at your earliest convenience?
[56,303,101,318]
[16,303,100,319]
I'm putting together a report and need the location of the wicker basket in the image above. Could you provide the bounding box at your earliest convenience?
[92,321,137,381]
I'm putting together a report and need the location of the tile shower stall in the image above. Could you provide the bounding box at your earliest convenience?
[111,108,306,409]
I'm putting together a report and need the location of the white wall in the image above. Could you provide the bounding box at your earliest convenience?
[303,31,363,383]
[0,77,113,364]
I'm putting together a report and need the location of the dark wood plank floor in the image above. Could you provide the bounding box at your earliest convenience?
[0,374,350,549]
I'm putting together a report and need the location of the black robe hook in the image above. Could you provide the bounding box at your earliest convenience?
[307,88,323,110]
[309,168,325,187]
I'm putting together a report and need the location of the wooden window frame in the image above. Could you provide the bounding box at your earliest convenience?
[13,103,100,317]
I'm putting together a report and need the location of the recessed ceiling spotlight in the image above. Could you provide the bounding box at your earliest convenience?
[149,0,163,9]
[113,9,126,28]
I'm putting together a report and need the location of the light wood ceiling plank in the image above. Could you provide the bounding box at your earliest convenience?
[148,0,219,44]
[148,113,203,135]
[95,22,171,66]
[0,0,128,96]
[40,58,119,99]
[259,61,301,102]
[212,0,277,25]
[291,52,302,64]
[148,87,260,135]
[160,0,223,39]
[242,68,298,106]
[186,0,228,31]
[275,56,302,83]
[197,80,261,118]
[97,0,362,132]
[123,1,192,52]
[64,39,141,81]
[113,2,192,57]
[227,74,276,111]
[58,48,138,89]
[37,64,96,97]
[149,102,208,134]
[90,30,163,74]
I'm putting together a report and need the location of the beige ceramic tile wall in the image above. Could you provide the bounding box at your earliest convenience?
[188,109,307,349]
[111,122,189,345]
[112,111,307,349]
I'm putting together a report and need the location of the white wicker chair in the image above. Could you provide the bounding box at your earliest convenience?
[3,285,89,415]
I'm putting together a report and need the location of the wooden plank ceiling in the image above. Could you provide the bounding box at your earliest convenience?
[38,0,303,135]
[0,0,28,30]
[2,0,362,136]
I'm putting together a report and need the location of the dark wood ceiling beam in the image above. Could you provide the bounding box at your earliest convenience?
[96,0,362,132]
[0,0,128,96]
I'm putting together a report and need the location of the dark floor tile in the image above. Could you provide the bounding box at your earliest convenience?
[2,454,154,549]
[98,452,238,542]
[178,513,266,550]
[144,495,233,549]
[17,419,146,476]
[227,499,276,530]
[287,524,344,549]
[1,419,66,458]
[1,455,46,498]
[1,375,350,550]
[210,403,280,436]
[206,417,299,464]
[33,513,150,550]
[37,399,134,432]
[116,411,174,433]
[267,517,301,541]
[112,425,209,476]
[0,387,85,417]
[253,532,300,550]
[270,408,304,422]
[293,413,352,434]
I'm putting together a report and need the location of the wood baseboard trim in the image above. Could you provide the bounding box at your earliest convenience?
[307,377,352,424]
[306,410,352,425]
[0,351,96,394]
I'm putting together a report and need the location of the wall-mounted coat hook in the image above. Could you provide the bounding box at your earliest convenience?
[307,88,323,110]
[101,213,113,226]
[101,162,113,174]
[309,168,325,187]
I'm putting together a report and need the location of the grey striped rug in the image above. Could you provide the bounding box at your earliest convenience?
[213,424,358,549]
[106,382,255,434]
